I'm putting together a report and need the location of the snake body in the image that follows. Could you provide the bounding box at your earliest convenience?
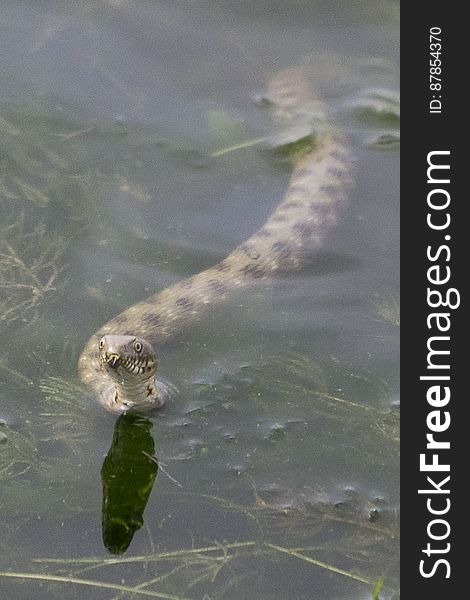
[78,67,352,413]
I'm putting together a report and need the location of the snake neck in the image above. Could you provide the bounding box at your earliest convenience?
[112,375,161,412]
[93,378,166,414]
[115,378,156,407]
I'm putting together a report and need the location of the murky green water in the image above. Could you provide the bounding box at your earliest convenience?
[1,1,399,598]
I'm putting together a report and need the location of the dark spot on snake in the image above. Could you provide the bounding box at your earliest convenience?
[176,297,194,308]
[143,313,162,326]
[207,279,227,294]
[319,184,337,195]
[239,263,266,279]
[271,241,292,258]
[287,184,307,196]
[215,260,230,272]
[282,201,300,209]
[310,201,335,214]
[256,229,271,238]
[112,314,127,325]
[327,166,344,178]
[272,214,287,222]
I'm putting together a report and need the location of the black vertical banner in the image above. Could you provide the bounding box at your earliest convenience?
[402,4,466,597]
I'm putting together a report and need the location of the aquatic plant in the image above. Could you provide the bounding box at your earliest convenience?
[0,421,47,480]
[0,210,67,331]
[0,480,399,598]
[38,375,94,455]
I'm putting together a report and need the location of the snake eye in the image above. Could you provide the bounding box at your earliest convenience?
[134,341,142,353]
[99,338,105,349]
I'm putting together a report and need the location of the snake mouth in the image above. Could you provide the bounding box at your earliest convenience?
[105,354,121,369]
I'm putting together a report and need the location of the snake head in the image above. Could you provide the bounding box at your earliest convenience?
[98,335,157,382]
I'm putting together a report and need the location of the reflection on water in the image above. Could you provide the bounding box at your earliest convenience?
[101,413,158,555]
[0,1,399,598]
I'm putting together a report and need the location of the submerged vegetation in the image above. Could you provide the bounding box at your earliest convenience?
[1,530,398,600]
[0,210,67,331]
[1,483,398,598]
[0,420,47,480]
[1,346,399,598]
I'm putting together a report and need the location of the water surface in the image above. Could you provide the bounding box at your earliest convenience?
[1,1,399,598]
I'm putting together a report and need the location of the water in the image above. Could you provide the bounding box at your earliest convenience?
[0,1,399,598]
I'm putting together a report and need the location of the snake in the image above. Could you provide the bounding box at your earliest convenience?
[78,67,352,413]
